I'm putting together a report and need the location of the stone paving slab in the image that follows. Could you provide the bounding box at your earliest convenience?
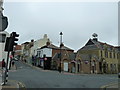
[2,80,19,88]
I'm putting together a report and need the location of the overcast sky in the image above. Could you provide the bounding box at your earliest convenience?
[3,1,118,51]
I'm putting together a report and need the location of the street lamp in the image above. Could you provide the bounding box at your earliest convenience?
[59,32,63,73]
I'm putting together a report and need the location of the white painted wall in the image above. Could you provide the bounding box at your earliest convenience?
[0,31,9,62]
[64,62,68,72]
[37,48,52,58]
[0,31,11,69]
[32,34,51,56]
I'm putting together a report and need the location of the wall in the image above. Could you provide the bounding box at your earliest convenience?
[38,48,52,58]
[0,31,9,62]
[99,49,118,73]
[32,34,51,56]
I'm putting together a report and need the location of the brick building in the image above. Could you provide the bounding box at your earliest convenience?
[14,45,22,59]
[52,43,75,72]
[36,42,59,69]
[36,41,75,71]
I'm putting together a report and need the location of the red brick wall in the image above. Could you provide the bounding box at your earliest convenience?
[52,49,60,57]
[14,45,21,50]
[14,45,22,56]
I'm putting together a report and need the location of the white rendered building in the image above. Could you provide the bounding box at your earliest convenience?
[0,31,10,62]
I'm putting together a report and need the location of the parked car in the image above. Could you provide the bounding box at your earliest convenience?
[12,57,19,61]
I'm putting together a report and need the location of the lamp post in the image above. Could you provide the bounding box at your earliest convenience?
[59,32,63,73]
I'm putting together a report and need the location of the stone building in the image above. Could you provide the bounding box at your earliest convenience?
[115,46,120,73]
[76,34,119,74]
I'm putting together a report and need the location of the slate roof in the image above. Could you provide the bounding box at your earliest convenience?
[52,52,76,61]
[115,46,120,52]
[40,44,59,49]
[79,54,99,61]
[40,43,74,51]
[79,54,91,61]
[69,53,76,60]
[79,39,117,51]
[60,45,74,51]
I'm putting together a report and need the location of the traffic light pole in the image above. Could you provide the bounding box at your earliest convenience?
[3,34,12,85]
[3,50,10,85]
[3,38,11,85]
[2,32,19,85]
[9,57,12,70]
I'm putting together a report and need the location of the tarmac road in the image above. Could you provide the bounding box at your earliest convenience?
[8,61,118,88]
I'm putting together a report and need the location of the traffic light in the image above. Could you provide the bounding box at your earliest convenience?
[4,37,11,51]
[4,32,19,51]
[10,32,19,46]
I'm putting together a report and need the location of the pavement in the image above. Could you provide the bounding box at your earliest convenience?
[101,82,119,90]
[0,65,26,90]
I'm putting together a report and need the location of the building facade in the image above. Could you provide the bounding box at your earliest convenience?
[52,43,75,72]
[21,40,34,63]
[0,31,9,61]
[76,35,119,74]
[32,34,51,56]
[14,45,22,60]
[36,42,59,69]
